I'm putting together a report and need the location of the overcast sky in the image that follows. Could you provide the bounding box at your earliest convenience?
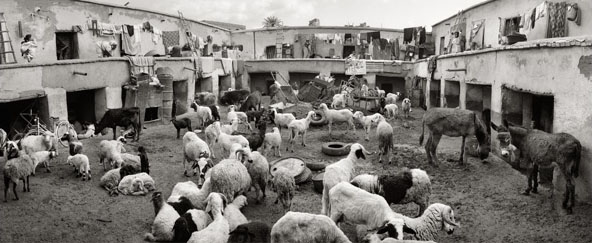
[90,0,485,30]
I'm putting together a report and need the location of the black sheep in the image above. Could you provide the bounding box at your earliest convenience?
[168,196,194,216]
[245,109,266,124]
[228,221,271,243]
[138,146,149,174]
[220,90,250,107]
[239,91,262,112]
[118,165,137,180]
[242,121,266,152]
[171,117,192,139]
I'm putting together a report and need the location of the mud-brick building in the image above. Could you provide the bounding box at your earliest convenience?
[0,0,244,137]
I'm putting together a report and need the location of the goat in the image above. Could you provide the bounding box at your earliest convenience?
[95,107,141,141]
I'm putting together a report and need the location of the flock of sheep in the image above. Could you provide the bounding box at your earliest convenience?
[1,88,458,243]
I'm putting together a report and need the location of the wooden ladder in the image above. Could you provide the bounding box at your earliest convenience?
[0,13,17,64]
[178,11,198,56]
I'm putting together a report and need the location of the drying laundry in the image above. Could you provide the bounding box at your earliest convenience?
[152,28,162,44]
[536,1,547,20]
[162,30,180,51]
[547,2,568,38]
[403,28,414,44]
[122,24,142,55]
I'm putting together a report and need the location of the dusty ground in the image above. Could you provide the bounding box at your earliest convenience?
[1,106,592,243]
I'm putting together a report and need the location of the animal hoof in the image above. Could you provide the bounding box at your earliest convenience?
[522,191,531,196]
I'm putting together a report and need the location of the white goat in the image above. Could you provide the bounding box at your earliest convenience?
[29,150,57,174]
[215,122,249,158]
[372,114,394,163]
[321,143,371,216]
[270,108,296,135]
[318,103,355,136]
[227,105,251,131]
[375,87,386,97]
[263,127,282,157]
[271,212,351,243]
[183,131,212,179]
[187,193,230,243]
[385,92,401,104]
[331,91,349,109]
[401,98,412,118]
[225,195,249,232]
[20,131,57,155]
[286,111,316,152]
[353,111,382,141]
[384,104,399,119]
[98,136,127,171]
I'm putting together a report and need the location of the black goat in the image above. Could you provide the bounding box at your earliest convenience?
[171,117,192,139]
[220,90,250,107]
[138,146,149,174]
[228,221,271,243]
[239,91,262,112]
[95,107,142,141]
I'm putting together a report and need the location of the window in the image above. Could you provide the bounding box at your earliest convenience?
[265,45,276,59]
[503,16,521,36]
[55,32,79,60]
[439,36,446,54]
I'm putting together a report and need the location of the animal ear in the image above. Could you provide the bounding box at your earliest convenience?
[376,222,390,234]
[403,224,416,234]
[221,194,228,209]
[355,149,366,160]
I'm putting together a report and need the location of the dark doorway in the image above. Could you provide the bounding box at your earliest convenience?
[532,95,554,133]
[376,75,406,97]
[66,89,97,127]
[265,46,276,59]
[56,32,79,60]
[343,46,355,58]
[429,79,441,108]
[249,73,275,95]
[144,107,159,122]
[0,97,44,139]
[173,80,188,115]
[444,80,460,108]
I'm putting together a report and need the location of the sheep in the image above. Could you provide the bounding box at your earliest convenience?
[171,117,192,139]
[168,179,212,209]
[67,154,91,181]
[361,232,436,243]
[195,92,217,106]
[263,127,282,157]
[221,118,241,134]
[270,108,296,135]
[120,153,141,171]
[60,132,83,156]
[384,104,399,119]
[145,192,180,242]
[351,168,432,217]
[29,150,57,174]
[385,92,401,104]
[225,195,249,232]
[173,209,213,242]
[118,172,155,195]
[286,111,316,152]
[243,120,266,152]
[99,165,137,196]
[318,103,356,137]
[20,131,57,155]
[270,167,295,213]
[353,111,382,141]
[244,151,269,204]
[186,102,214,129]
[210,148,252,201]
[401,98,412,118]
[204,121,221,159]
[183,131,212,178]
[98,136,127,171]
[187,193,230,243]
[3,150,35,202]
[228,105,251,131]
[220,89,250,107]
[239,90,262,112]
[371,114,394,164]
[322,143,371,216]
[270,212,351,243]
[391,203,459,241]
[331,91,349,109]
[375,87,386,97]
[328,182,408,240]
[228,221,272,243]
[215,123,250,158]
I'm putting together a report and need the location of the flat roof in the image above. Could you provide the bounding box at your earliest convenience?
[73,0,231,32]
[432,0,498,27]
[232,25,407,34]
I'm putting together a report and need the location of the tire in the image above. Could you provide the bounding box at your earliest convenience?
[306,161,326,171]
[310,110,327,126]
[321,142,349,156]
[294,167,312,185]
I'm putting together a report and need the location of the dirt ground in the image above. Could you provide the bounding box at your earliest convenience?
[1,106,592,243]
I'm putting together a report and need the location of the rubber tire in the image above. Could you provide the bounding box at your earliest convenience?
[294,167,312,185]
[306,161,326,171]
[310,110,327,127]
[321,142,349,156]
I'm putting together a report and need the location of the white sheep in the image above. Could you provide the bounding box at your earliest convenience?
[118,172,155,195]
[271,212,351,243]
[384,104,399,119]
[20,131,57,155]
[215,123,249,158]
[385,92,401,104]
[353,111,382,141]
[244,151,269,204]
[120,153,141,171]
[322,143,371,216]
[178,102,213,129]
[263,127,282,157]
[221,118,241,134]
[225,195,249,232]
[98,136,127,171]
[351,168,432,217]
[227,105,251,131]
[29,150,57,174]
[183,131,212,178]
[270,108,296,135]
[395,203,460,241]
[401,98,412,118]
[67,154,91,181]
[173,209,213,242]
[371,114,394,163]
[270,167,295,213]
[60,132,83,156]
[99,165,137,196]
[3,150,35,201]
[375,87,386,97]
[187,193,230,243]
[286,110,316,152]
[145,192,180,242]
[210,148,251,201]
[318,103,356,136]
[328,182,407,240]
[331,91,349,109]
[168,178,212,210]
[204,122,221,159]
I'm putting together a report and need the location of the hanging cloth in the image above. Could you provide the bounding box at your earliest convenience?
[122,25,141,55]
[547,2,568,38]
[403,28,414,44]
[419,27,426,44]
[393,38,400,60]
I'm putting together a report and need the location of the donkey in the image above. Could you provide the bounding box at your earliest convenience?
[491,120,581,214]
[419,108,490,165]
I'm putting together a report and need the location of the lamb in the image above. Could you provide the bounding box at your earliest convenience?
[375,87,386,97]
[168,179,212,209]
[331,91,349,109]
[210,148,252,201]
[183,131,212,178]
[245,151,269,204]
[228,105,251,131]
[318,103,356,137]
[67,154,91,181]
[384,104,399,119]
[372,114,394,163]
[263,127,282,157]
[171,117,192,139]
[270,167,295,213]
[221,118,241,134]
[395,203,459,241]
[322,143,371,216]
[215,123,250,158]
[99,165,137,196]
[228,221,272,243]
[225,195,249,232]
[98,136,127,171]
[270,108,296,135]
[270,212,351,243]
[350,168,432,217]
[401,98,412,118]
[20,131,57,155]
[3,149,35,202]
[385,92,401,104]
[353,111,382,141]
[190,102,214,129]
[144,192,180,242]
[286,111,316,152]
[60,132,83,156]
[29,150,57,174]
[328,182,408,240]
[118,172,155,195]
[173,209,213,242]
[187,193,230,243]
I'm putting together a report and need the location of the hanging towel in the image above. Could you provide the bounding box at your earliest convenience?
[152,28,162,44]
[547,2,568,38]
[162,30,180,51]
[403,28,414,44]
[221,58,232,75]
[122,25,141,55]
[198,37,206,49]
[200,57,214,73]
[125,24,134,36]
[393,38,400,60]
[128,56,155,75]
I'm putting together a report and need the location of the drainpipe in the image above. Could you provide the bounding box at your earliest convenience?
[253,31,256,59]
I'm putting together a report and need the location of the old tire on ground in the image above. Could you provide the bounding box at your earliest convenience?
[306,160,326,171]
[295,167,312,185]
[312,172,324,194]
[310,110,327,126]
[321,142,349,156]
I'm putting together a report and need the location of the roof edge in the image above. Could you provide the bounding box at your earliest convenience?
[432,0,498,27]
[231,25,409,34]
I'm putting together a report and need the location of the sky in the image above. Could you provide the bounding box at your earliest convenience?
[89,0,485,30]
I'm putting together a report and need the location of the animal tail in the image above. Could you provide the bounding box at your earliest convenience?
[573,141,582,178]
[419,117,425,145]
